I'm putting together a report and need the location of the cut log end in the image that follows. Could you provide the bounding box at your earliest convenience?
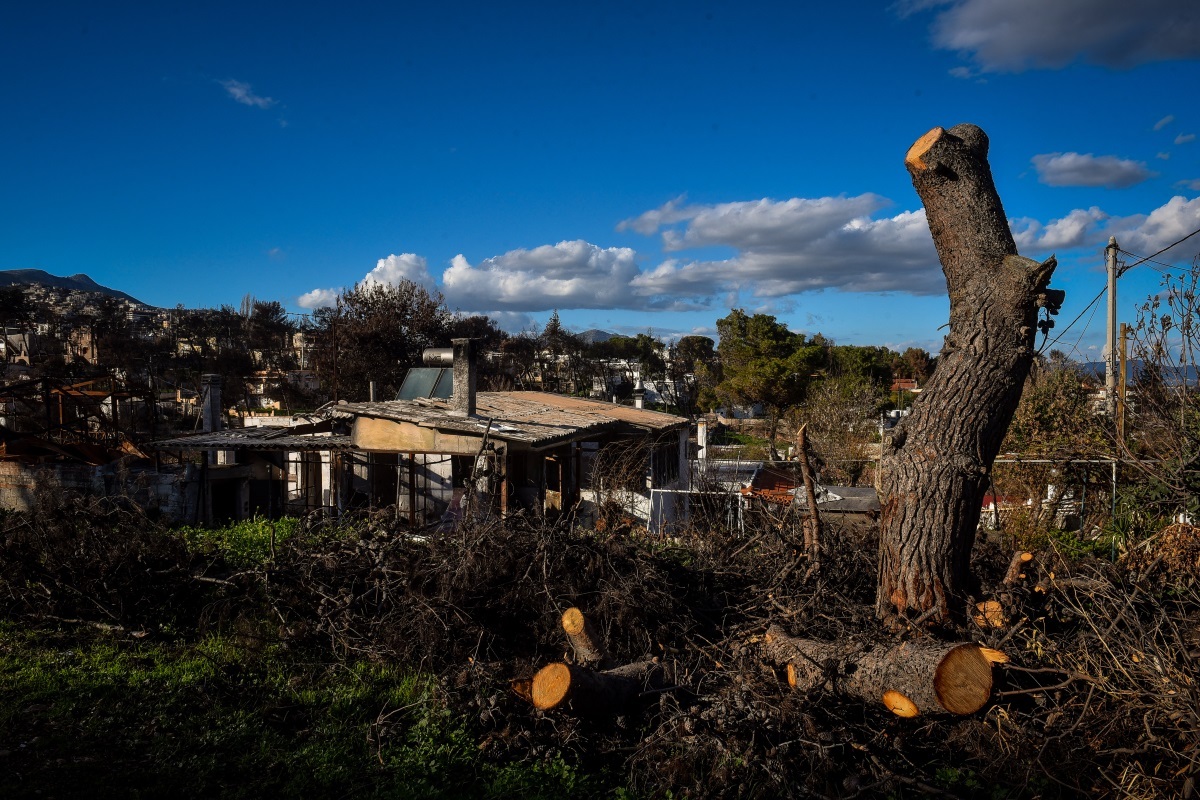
[905,126,945,170]
[561,607,586,637]
[933,644,994,715]
[511,678,533,703]
[883,689,920,718]
[531,663,572,711]
[979,647,1009,665]
[973,599,1007,629]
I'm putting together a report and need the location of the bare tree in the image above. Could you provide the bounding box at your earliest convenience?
[877,124,1062,624]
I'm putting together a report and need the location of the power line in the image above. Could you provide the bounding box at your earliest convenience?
[1039,284,1106,354]
[1116,226,1200,277]
[1063,287,1105,363]
[1117,248,1189,275]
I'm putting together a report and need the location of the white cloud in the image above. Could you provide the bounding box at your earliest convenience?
[442,240,642,312]
[1154,115,1176,131]
[626,195,945,299]
[1180,179,1200,191]
[297,253,436,309]
[1158,152,1171,161]
[1011,207,1107,251]
[1031,152,1154,189]
[1107,196,1200,256]
[461,310,536,333]
[921,0,1200,72]
[1175,133,1196,145]
[361,253,435,289]
[616,195,695,235]
[297,287,339,309]
[220,79,276,109]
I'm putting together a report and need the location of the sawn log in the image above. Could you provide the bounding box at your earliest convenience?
[764,624,1000,716]
[530,660,662,715]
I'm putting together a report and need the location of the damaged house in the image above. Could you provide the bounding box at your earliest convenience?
[152,340,690,531]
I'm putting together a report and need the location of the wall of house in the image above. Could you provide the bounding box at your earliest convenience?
[0,460,195,521]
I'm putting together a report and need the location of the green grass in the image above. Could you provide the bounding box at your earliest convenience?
[0,622,597,799]
[176,516,303,567]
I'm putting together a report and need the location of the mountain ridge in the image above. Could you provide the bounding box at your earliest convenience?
[0,269,146,306]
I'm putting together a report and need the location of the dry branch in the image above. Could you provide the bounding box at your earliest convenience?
[1003,551,1034,587]
[796,423,823,575]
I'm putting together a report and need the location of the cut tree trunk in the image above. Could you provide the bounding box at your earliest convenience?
[878,124,1060,624]
[764,625,998,716]
[561,607,612,668]
[530,660,661,715]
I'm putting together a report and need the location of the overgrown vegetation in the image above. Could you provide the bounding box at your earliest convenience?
[2,486,1196,798]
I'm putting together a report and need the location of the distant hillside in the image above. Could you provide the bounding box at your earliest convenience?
[578,328,615,344]
[1077,359,1199,387]
[0,269,146,306]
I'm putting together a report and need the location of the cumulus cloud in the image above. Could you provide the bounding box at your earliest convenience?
[625,195,944,299]
[1180,179,1200,191]
[1154,115,1176,131]
[442,240,642,312]
[297,287,339,309]
[919,0,1200,72]
[297,253,436,309]
[1032,152,1155,189]
[220,79,276,109]
[361,253,435,289]
[1107,196,1200,256]
[1011,207,1107,251]
[1176,133,1196,145]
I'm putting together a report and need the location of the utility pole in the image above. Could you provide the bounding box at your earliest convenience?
[1118,322,1129,442]
[1105,236,1119,416]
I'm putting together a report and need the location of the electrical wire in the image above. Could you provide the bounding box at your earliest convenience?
[1116,249,1182,274]
[1116,226,1200,277]
[1062,288,1105,363]
[1039,284,1106,354]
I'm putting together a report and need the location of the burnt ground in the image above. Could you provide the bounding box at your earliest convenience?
[1,492,1197,799]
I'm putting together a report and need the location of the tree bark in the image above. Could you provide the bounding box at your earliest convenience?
[877,124,1059,623]
[764,625,997,716]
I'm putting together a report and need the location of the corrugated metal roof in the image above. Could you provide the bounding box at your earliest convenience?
[149,426,354,452]
[332,391,686,448]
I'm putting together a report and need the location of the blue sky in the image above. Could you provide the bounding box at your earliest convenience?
[3,1,1199,360]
